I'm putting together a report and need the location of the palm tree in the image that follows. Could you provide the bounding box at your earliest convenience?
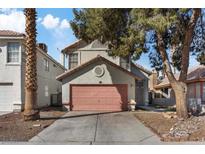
[23,8,40,121]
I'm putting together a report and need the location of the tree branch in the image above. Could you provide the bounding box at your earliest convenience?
[157,33,177,84]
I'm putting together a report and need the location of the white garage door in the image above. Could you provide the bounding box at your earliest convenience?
[0,86,14,111]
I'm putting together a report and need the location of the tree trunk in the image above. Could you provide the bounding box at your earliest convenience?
[24,89,39,120]
[179,8,201,81]
[23,8,39,121]
[172,82,188,119]
[157,33,188,119]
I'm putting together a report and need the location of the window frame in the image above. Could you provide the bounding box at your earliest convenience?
[6,42,20,64]
[120,57,129,69]
[69,53,78,69]
[43,58,49,72]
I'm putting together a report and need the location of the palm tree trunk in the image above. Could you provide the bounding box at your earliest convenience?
[23,8,40,121]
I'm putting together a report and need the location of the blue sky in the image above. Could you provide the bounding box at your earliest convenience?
[35,8,76,62]
[0,8,200,70]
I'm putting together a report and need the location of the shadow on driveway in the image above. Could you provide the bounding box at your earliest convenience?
[40,111,125,120]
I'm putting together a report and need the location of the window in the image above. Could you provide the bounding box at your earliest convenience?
[44,58,49,71]
[7,42,20,63]
[188,83,196,98]
[69,53,78,69]
[120,57,129,69]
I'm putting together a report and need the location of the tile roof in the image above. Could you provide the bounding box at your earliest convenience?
[0,30,25,37]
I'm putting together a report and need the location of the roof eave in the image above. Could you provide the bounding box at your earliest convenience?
[56,56,142,81]
[131,62,152,75]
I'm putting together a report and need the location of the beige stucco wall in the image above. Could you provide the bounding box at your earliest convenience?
[0,39,24,111]
[62,60,136,109]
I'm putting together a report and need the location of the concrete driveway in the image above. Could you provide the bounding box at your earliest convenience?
[29,111,161,144]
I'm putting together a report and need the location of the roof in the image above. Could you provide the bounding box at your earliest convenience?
[62,39,110,54]
[56,56,142,81]
[0,30,65,70]
[62,39,87,53]
[131,62,152,75]
[36,46,66,70]
[79,39,108,51]
[154,65,205,89]
[0,30,25,37]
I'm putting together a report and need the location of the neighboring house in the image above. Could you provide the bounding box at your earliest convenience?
[57,39,152,111]
[150,65,205,106]
[0,30,65,111]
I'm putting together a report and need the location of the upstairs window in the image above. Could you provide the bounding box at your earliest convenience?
[44,58,49,71]
[69,53,78,69]
[120,57,129,70]
[7,42,20,63]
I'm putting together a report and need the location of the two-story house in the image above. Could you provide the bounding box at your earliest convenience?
[57,39,152,111]
[0,30,65,111]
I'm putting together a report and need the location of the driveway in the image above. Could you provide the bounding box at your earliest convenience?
[29,111,162,144]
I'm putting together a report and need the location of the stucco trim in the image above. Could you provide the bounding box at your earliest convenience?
[56,56,142,81]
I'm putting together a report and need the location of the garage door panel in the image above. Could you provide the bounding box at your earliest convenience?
[72,86,126,97]
[73,105,124,111]
[71,84,128,111]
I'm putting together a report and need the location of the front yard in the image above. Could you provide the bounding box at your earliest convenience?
[0,107,66,141]
[135,110,205,142]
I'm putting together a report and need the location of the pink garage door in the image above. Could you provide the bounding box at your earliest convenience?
[70,84,128,111]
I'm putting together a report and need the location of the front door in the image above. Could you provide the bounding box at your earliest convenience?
[135,80,144,105]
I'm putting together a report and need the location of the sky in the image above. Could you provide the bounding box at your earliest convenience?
[0,8,200,71]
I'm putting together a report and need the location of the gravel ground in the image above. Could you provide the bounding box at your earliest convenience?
[0,107,66,141]
[134,111,205,142]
